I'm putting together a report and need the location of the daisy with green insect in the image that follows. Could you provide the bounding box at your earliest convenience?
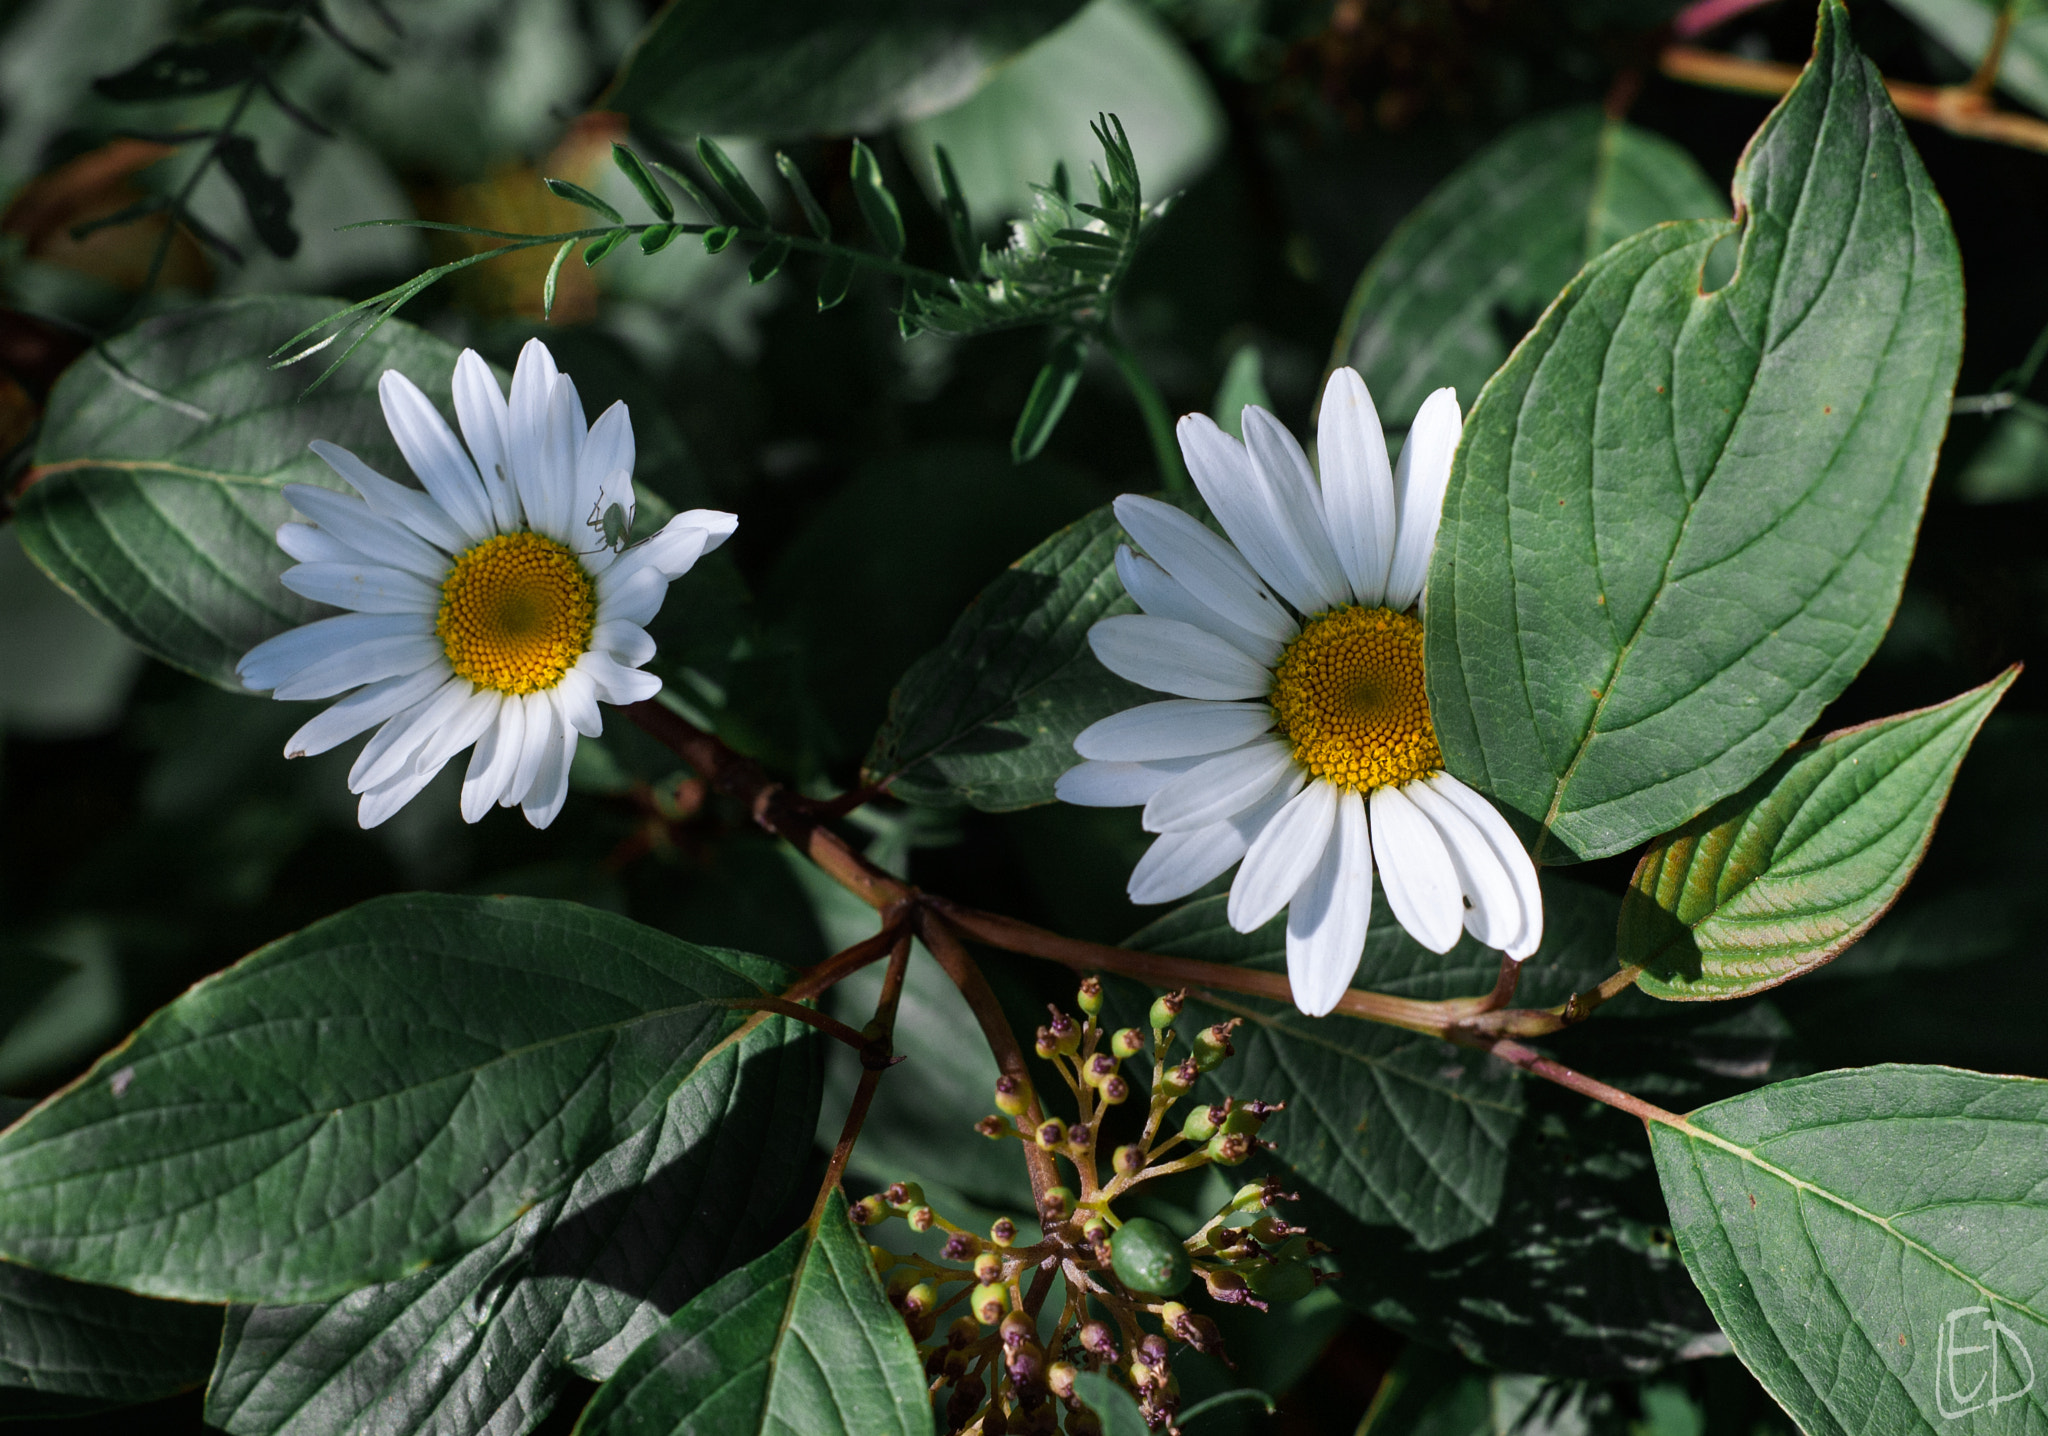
[1059,367,1541,1017]
[238,339,735,829]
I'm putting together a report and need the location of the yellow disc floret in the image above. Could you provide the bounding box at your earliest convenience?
[1269,605,1440,791]
[436,531,595,694]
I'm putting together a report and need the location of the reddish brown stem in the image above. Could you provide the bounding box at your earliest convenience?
[812,933,913,1225]
[1456,963,1643,1039]
[1483,1038,1686,1128]
[721,995,870,1051]
[782,910,912,1004]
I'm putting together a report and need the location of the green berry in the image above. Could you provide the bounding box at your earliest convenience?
[969,1282,1009,1325]
[1108,1216,1192,1297]
[1182,1103,1224,1144]
[1110,1027,1144,1059]
[1149,990,1185,1032]
[1077,976,1104,1016]
[1246,1257,1316,1303]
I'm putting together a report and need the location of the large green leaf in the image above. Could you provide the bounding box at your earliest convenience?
[902,0,1223,221]
[1427,2,1964,863]
[0,1260,220,1413]
[574,1190,930,1436]
[0,894,784,1304]
[204,1014,819,1436]
[16,296,467,689]
[1129,877,1616,1250]
[864,498,1148,811]
[1626,669,2014,1001]
[1329,107,1725,430]
[1652,1065,2048,1436]
[606,0,1087,137]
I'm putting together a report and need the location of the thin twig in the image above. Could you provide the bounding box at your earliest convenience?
[720,995,871,1051]
[1671,0,1784,40]
[1965,0,2019,98]
[812,933,914,1225]
[1660,43,2048,155]
[782,912,912,1003]
[1482,1039,1686,1128]
[1455,963,1643,1039]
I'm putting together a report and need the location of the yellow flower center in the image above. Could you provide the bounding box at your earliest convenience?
[435,531,595,694]
[1269,605,1440,791]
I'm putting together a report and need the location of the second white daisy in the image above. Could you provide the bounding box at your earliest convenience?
[238,339,735,830]
[1058,367,1541,1017]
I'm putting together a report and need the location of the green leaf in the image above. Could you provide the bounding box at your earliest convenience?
[0,1262,220,1410]
[583,229,627,267]
[695,137,770,228]
[0,893,786,1304]
[901,0,1224,222]
[15,296,478,689]
[1330,106,1726,430]
[1072,1371,1149,1436]
[93,39,256,101]
[607,0,1088,136]
[1651,1065,2048,1436]
[932,144,975,273]
[862,496,1149,811]
[546,175,626,224]
[1211,343,1272,440]
[215,134,300,260]
[1626,669,2015,1000]
[613,143,675,221]
[1886,0,2048,116]
[1011,332,1088,462]
[775,152,832,239]
[849,138,906,259]
[817,251,856,311]
[1427,2,1964,863]
[574,1191,929,1436]
[204,1014,819,1436]
[1136,877,1618,1250]
[639,223,678,255]
[748,235,792,284]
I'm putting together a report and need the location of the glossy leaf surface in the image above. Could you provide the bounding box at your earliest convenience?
[1427,3,1964,862]
[1628,669,2013,1000]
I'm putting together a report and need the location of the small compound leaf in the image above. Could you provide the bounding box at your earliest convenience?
[582,229,627,267]
[774,152,831,239]
[1652,1065,2048,1436]
[695,137,769,228]
[748,235,792,285]
[1427,2,1965,862]
[0,893,783,1304]
[214,135,299,259]
[93,39,257,101]
[204,1015,820,1436]
[849,138,906,258]
[933,143,975,274]
[817,250,855,311]
[863,498,1149,811]
[1011,332,1087,462]
[545,176,625,224]
[1628,668,2016,1000]
[612,144,674,221]
[574,1191,929,1436]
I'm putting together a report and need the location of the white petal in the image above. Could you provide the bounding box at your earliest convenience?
[592,619,656,669]
[594,565,670,628]
[507,690,558,805]
[1074,699,1274,762]
[1369,783,1463,953]
[356,763,442,829]
[521,694,579,828]
[1142,739,1296,833]
[1054,756,1202,808]
[1112,495,1295,644]
[279,562,440,615]
[283,665,449,759]
[1125,775,1301,905]
[453,349,520,532]
[555,666,604,736]
[1114,548,1281,665]
[1427,772,1543,959]
[1385,387,1461,612]
[350,676,470,791]
[520,378,584,544]
[271,634,443,702]
[276,522,376,567]
[1239,406,1351,612]
[1174,413,1322,617]
[639,509,736,577]
[461,694,520,822]
[1317,367,1397,607]
[283,480,450,580]
[306,441,470,556]
[1405,779,1519,953]
[1286,789,1372,1017]
[379,370,494,542]
[1088,615,1271,701]
[578,649,661,707]
[238,611,428,691]
[576,401,636,522]
[507,340,562,536]
[1228,779,1339,932]
[407,686,502,780]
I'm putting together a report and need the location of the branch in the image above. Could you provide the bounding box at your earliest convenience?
[1481,1039,1686,1129]
[812,932,913,1225]
[1660,43,2048,155]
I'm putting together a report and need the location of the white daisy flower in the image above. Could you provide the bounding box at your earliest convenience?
[1058,367,1541,1017]
[238,339,736,830]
